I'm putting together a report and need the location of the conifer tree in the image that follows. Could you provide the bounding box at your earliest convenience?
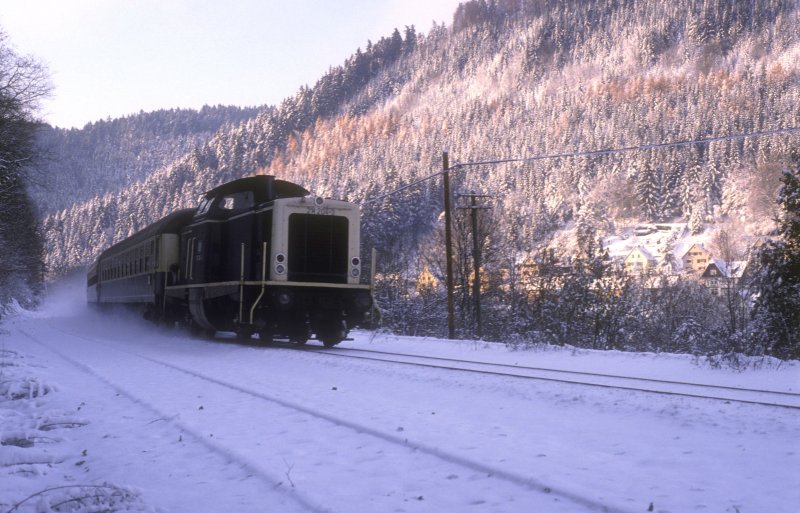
[748,152,800,359]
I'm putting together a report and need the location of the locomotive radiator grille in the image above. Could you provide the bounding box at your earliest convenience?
[288,213,348,284]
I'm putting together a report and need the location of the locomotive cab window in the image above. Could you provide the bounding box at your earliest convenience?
[196,198,212,216]
[214,191,254,214]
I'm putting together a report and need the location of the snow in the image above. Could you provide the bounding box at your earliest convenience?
[1,280,799,513]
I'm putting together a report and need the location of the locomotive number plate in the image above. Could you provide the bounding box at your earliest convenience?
[306,206,336,216]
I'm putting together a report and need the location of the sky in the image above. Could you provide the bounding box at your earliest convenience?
[0,0,463,129]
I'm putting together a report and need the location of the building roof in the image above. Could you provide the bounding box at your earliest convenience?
[680,243,710,259]
[625,245,656,262]
[701,259,748,279]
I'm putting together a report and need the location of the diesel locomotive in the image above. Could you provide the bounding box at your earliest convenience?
[87,175,373,346]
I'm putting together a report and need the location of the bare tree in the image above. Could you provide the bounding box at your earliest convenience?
[0,28,51,312]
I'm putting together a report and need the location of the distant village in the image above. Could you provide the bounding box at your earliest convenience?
[607,223,755,296]
[411,222,763,300]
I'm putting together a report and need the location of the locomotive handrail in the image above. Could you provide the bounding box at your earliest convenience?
[249,241,268,325]
[238,242,246,325]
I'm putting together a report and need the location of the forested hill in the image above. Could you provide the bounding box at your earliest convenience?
[38,0,799,279]
[29,105,260,214]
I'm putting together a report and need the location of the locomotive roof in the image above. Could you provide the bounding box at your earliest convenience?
[99,208,196,258]
[204,175,309,203]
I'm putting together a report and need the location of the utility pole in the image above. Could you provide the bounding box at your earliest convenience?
[442,151,455,339]
[456,191,492,338]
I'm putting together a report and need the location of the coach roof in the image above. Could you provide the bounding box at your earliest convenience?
[99,208,196,258]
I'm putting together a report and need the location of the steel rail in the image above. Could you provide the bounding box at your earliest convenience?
[323,346,800,397]
[285,345,800,410]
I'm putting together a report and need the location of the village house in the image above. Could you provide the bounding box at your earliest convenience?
[700,259,748,297]
[681,243,712,273]
[415,265,439,297]
[506,253,571,296]
[623,246,656,274]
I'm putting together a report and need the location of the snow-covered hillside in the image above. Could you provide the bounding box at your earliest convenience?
[1,281,798,512]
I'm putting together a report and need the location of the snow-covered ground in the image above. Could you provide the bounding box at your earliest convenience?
[1,281,798,513]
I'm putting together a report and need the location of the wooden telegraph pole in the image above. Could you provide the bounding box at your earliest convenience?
[442,151,456,339]
[457,191,492,339]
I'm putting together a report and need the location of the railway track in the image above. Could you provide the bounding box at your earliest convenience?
[33,324,639,513]
[288,344,800,410]
[17,328,328,513]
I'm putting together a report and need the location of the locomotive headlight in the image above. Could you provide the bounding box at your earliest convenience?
[350,256,361,278]
[275,253,286,275]
[315,196,324,206]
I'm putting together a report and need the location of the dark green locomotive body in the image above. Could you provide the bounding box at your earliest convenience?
[88,175,372,346]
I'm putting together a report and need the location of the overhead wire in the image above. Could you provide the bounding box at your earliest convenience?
[359,126,800,206]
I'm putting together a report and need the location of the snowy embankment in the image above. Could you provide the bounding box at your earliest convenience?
[1,280,798,513]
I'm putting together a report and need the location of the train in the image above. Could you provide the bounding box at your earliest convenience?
[87,175,373,346]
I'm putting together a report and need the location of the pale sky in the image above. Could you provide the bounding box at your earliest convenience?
[1,0,462,129]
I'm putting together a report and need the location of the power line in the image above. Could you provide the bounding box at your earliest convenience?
[360,126,800,206]
[450,126,800,170]
[360,169,444,205]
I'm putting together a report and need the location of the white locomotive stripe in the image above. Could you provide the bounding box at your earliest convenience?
[185,205,276,227]
[165,280,371,290]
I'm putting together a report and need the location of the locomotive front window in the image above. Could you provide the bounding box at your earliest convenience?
[288,214,348,283]
[197,198,212,215]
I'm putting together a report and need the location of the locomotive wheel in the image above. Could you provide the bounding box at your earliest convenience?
[235,327,254,341]
[317,319,346,348]
[258,329,274,345]
[190,321,215,340]
[289,323,310,345]
[321,338,341,348]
